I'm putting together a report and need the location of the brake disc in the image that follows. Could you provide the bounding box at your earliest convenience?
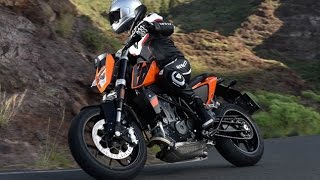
[91,120,134,159]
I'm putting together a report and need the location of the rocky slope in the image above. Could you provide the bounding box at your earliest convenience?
[0,0,99,168]
[235,0,320,88]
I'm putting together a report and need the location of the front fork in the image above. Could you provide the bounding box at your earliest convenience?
[103,50,138,145]
[114,51,129,137]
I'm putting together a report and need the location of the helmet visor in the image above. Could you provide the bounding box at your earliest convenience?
[109,10,120,25]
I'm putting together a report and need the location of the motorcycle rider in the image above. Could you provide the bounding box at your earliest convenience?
[109,0,214,131]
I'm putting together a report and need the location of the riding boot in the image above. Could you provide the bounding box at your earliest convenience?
[188,96,215,130]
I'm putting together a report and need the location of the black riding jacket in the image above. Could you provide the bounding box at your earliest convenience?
[129,13,184,68]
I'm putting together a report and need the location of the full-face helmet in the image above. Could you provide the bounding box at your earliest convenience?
[109,0,146,34]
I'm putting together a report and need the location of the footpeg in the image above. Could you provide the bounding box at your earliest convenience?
[202,118,214,129]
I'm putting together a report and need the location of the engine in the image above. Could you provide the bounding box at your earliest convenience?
[152,99,194,143]
[149,99,209,163]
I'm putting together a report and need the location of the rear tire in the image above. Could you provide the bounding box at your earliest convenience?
[214,103,264,167]
[68,106,147,180]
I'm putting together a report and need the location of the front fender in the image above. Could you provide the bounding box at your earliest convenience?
[81,101,117,134]
[80,102,144,131]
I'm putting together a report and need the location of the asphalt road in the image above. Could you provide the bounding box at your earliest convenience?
[0,135,319,180]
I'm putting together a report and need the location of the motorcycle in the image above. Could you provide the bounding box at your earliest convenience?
[68,33,264,180]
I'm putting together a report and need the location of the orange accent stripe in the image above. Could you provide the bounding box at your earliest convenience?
[192,76,218,104]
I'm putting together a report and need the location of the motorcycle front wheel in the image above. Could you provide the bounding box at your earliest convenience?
[68,106,147,180]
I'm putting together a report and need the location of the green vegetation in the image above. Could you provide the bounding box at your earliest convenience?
[149,145,161,154]
[81,28,122,52]
[168,0,259,35]
[71,0,122,51]
[302,90,320,103]
[257,49,320,90]
[70,0,112,31]
[56,13,75,38]
[0,89,26,127]
[251,91,320,138]
[36,111,74,169]
[189,56,211,76]
[290,61,320,90]
[36,147,73,169]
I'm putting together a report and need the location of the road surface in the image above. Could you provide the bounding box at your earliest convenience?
[0,135,319,180]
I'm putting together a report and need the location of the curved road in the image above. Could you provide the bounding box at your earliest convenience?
[0,135,319,180]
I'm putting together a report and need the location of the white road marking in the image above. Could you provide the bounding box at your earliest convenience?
[0,169,82,175]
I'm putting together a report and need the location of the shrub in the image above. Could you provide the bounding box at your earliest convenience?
[56,13,75,38]
[0,89,27,127]
[302,90,320,103]
[251,91,320,138]
[36,109,74,169]
[81,29,121,52]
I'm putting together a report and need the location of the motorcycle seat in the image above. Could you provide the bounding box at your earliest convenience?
[189,73,215,87]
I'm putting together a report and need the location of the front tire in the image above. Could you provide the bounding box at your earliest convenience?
[68,106,147,180]
[214,103,264,167]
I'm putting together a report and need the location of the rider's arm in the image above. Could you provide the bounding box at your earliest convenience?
[141,13,175,36]
[151,22,174,36]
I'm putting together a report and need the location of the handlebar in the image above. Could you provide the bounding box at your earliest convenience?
[123,33,142,50]
[119,33,142,59]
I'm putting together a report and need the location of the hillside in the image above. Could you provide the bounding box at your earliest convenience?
[0,0,98,168]
[0,0,319,169]
[235,0,320,89]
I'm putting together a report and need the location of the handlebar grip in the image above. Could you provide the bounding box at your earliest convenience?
[124,34,142,50]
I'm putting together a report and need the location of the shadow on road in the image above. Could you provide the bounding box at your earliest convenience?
[142,163,237,176]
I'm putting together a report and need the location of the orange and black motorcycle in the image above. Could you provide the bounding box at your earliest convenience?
[68,35,264,180]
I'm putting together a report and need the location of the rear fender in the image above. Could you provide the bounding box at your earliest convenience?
[215,84,260,115]
[215,84,242,103]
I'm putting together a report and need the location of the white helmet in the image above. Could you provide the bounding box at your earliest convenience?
[109,0,146,34]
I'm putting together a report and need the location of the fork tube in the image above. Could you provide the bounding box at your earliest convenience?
[114,54,129,136]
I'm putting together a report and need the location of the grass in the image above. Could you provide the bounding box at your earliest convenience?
[81,28,121,52]
[302,90,320,103]
[251,91,320,138]
[56,13,75,38]
[70,0,122,51]
[168,0,259,35]
[0,89,27,127]
[36,109,74,169]
[149,145,161,154]
[256,49,320,90]
[189,56,211,77]
[70,0,111,31]
[289,61,320,90]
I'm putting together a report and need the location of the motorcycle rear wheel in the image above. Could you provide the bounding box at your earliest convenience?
[68,106,147,180]
[214,103,264,167]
